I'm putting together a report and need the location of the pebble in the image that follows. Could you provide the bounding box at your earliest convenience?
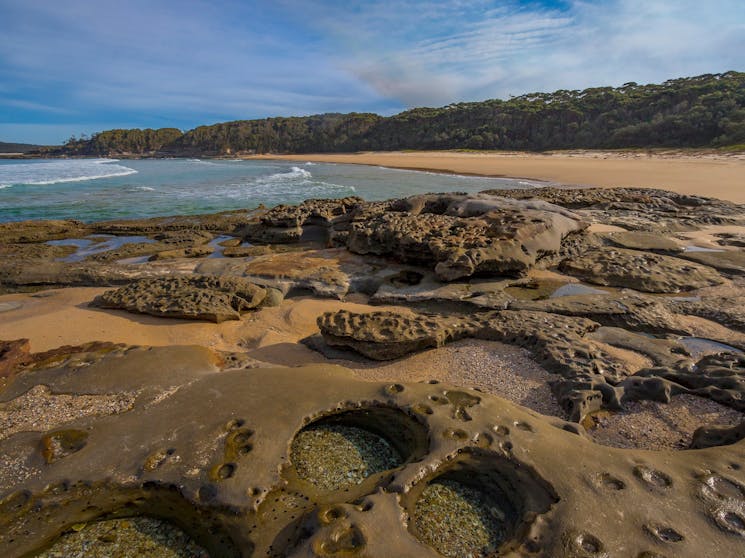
[35,517,209,558]
[290,424,401,490]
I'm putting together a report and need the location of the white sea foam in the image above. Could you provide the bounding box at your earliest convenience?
[260,166,313,182]
[222,165,353,201]
[0,158,137,188]
[129,186,155,192]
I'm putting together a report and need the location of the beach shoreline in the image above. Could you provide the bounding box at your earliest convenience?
[246,149,745,203]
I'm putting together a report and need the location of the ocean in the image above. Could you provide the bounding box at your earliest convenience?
[0,158,536,223]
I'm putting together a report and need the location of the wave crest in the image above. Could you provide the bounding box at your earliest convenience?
[0,158,138,188]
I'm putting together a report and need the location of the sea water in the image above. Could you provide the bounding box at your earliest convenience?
[0,158,538,223]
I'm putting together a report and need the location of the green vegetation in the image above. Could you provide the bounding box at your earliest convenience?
[45,72,745,156]
[0,141,46,154]
[47,128,183,156]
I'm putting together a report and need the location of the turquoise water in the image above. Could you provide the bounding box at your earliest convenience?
[0,158,535,223]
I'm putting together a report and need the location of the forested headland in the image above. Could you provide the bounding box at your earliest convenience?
[40,72,745,157]
[0,142,45,154]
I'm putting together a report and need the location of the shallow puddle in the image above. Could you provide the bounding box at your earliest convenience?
[206,235,241,258]
[684,245,725,253]
[680,337,743,359]
[549,283,610,298]
[48,235,155,262]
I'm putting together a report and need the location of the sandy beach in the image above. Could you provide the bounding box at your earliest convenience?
[249,150,745,204]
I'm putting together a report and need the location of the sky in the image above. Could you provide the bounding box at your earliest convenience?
[1,0,743,145]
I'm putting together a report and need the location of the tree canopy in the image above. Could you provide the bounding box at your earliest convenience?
[45,72,745,157]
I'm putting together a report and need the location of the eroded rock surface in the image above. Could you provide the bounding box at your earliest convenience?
[489,186,745,231]
[560,247,724,293]
[318,310,471,360]
[673,295,745,333]
[0,346,744,558]
[345,193,587,280]
[316,307,745,425]
[92,276,267,322]
[509,291,692,334]
[2,186,745,557]
[678,249,745,276]
[239,193,587,281]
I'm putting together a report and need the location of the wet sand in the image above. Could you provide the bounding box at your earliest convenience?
[249,150,745,204]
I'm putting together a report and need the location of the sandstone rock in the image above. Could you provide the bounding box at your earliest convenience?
[489,186,745,231]
[148,245,214,261]
[0,219,88,243]
[691,421,745,449]
[346,193,587,281]
[672,295,745,333]
[509,292,692,334]
[91,208,256,235]
[197,248,403,298]
[3,348,744,557]
[242,197,363,243]
[0,258,197,293]
[604,231,682,252]
[560,247,724,293]
[152,230,214,247]
[370,273,514,309]
[92,276,267,322]
[627,353,745,413]
[0,339,31,387]
[677,249,745,275]
[317,310,470,360]
[715,232,745,248]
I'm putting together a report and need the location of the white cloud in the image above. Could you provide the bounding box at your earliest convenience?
[294,0,745,106]
[1,0,743,143]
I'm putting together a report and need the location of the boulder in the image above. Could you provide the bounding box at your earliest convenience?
[92,276,267,322]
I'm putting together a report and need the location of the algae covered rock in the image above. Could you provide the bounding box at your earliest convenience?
[92,275,267,322]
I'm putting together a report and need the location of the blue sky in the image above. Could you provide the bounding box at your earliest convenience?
[1,0,743,144]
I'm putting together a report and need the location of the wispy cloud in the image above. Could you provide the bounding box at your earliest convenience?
[0,0,743,143]
[289,0,745,105]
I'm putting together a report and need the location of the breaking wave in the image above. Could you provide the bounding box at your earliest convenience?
[0,158,137,188]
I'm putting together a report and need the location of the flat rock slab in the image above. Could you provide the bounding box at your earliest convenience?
[672,295,745,333]
[488,186,745,231]
[92,275,267,322]
[678,249,745,275]
[509,292,692,334]
[604,231,682,252]
[560,247,724,293]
